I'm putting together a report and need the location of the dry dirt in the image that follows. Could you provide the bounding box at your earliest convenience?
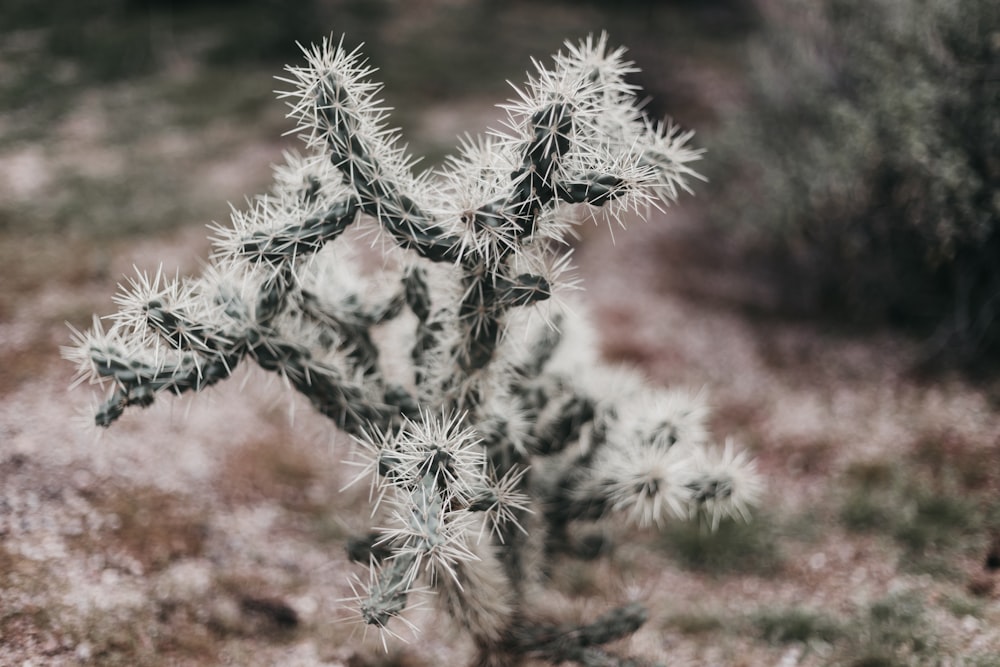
[2,192,999,665]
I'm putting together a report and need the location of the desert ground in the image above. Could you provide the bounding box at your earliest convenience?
[2,2,998,665]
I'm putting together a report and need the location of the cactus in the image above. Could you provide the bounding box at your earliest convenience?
[64,34,761,666]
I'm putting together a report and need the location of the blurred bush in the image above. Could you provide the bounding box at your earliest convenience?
[715,0,1000,364]
[1,0,332,83]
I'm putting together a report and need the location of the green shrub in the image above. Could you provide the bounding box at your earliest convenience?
[846,591,937,666]
[839,457,986,578]
[659,510,783,575]
[717,0,1000,362]
[752,607,841,645]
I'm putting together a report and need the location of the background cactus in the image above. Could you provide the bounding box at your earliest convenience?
[65,34,761,666]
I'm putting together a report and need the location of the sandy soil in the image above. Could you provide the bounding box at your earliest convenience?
[2,191,999,665]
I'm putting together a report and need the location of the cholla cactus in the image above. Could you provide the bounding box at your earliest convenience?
[65,34,761,666]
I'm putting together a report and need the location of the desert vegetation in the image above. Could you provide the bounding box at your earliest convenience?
[714,0,1000,365]
[2,1,998,665]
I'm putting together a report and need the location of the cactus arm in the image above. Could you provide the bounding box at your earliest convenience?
[239,198,359,264]
[359,552,415,631]
[294,288,383,378]
[481,603,658,667]
[89,349,241,427]
[304,56,464,263]
[556,172,626,206]
[400,265,445,388]
[527,392,595,456]
[497,103,575,239]
[275,352,402,436]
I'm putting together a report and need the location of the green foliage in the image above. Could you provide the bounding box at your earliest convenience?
[717,0,1000,361]
[743,592,938,666]
[941,592,984,619]
[663,610,726,636]
[658,511,783,575]
[844,591,937,666]
[742,591,996,666]
[839,456,987,578]
[752,607,842,645]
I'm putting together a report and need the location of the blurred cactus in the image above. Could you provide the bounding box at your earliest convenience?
[717,0,1000,362]
[64,34,760,665]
